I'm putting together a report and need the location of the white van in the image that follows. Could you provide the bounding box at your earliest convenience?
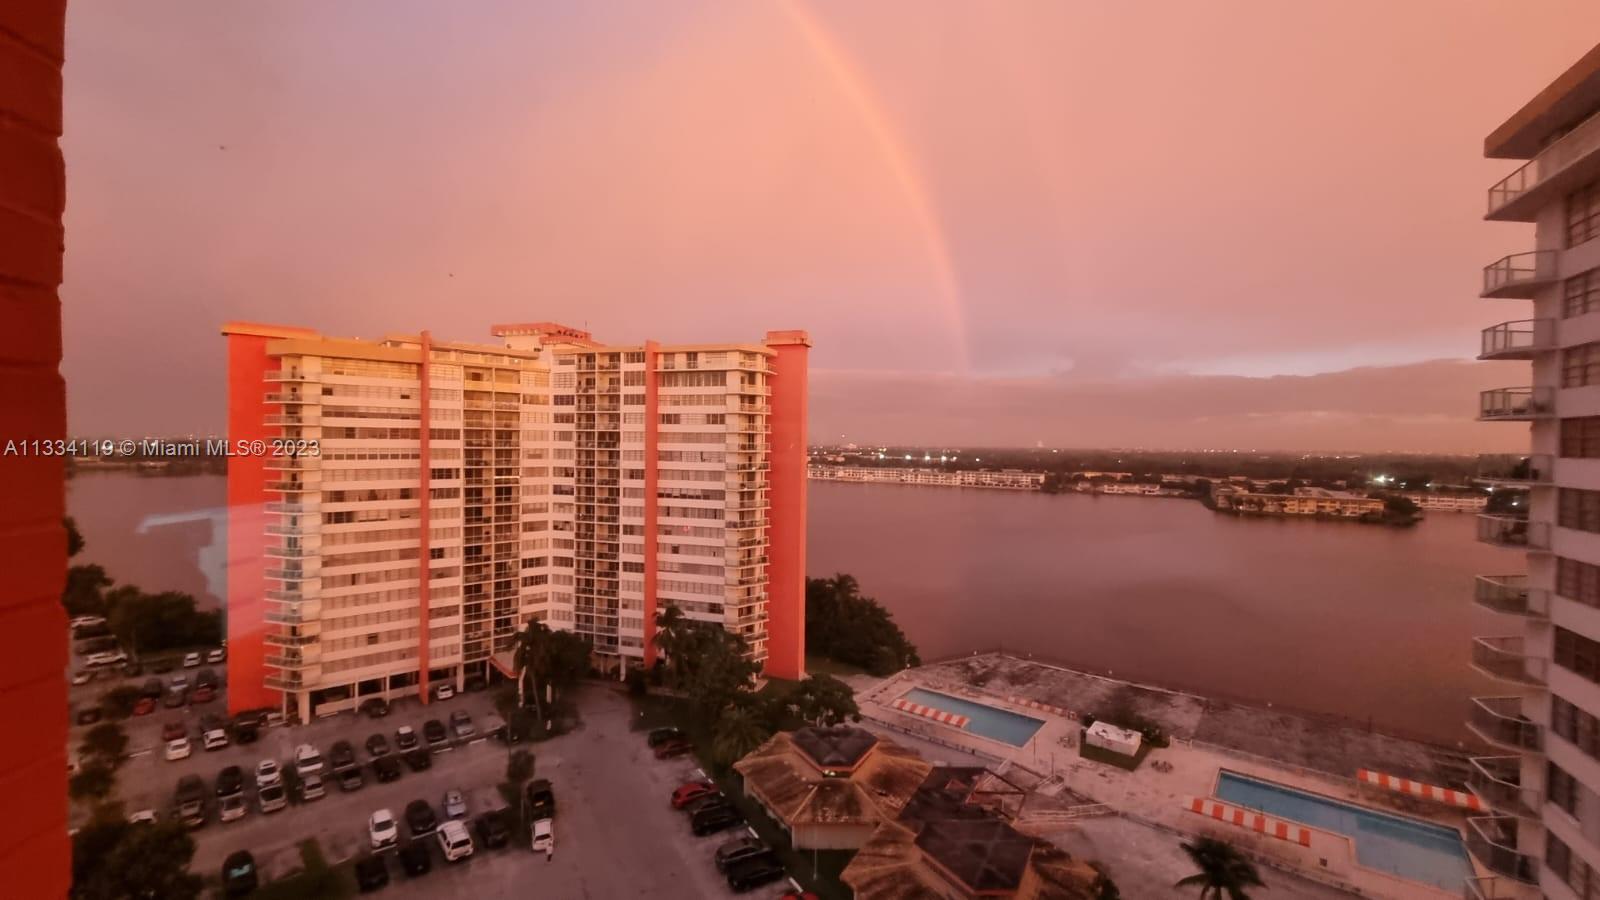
[437,819,474,862]
[532,818,554,854]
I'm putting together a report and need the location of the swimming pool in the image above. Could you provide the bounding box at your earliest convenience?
[1215,771,1471,890]
[899,688,1045,747]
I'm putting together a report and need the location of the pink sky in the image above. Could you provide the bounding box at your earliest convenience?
[60,2,1600,450]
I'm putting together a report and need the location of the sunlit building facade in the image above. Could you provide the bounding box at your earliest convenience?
[1469,44,1600,900]
[221,321,808,721]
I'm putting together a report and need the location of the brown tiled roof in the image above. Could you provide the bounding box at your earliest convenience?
[733,728,933,829]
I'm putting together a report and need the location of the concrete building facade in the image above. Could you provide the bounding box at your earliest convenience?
[222,321,807,721]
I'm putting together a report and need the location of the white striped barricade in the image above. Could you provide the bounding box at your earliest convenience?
[1356,769,1484,812]
[1185,797,1312,847]
[890,697,970,730]
[1006,695,1076,720]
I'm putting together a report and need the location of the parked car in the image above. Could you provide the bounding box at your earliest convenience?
[526,779,556,818]
[234,721,259,745]
[355,856,389,893]
[531,818,554,855]
[74,705,102,725]
[647,726,684,748]
[202,727,229,751]
[162,720,187,742]
[132,697,157,717]
[359,697,390,718]
[368,808,399,850]
[715,836,775,873]
[423,719,449,750]
[691,804,743,837]
[475,809,510,849]
[215,766,244,797]
[127,809,157,825]
[367,733,391,758]
[84,650,127,668]
[206,647,227,664]
[394,726,418,751]
[683,792,728,816]
[403,748,432,772]
[162,687,188,709]
[195,667,219,690]
[70,670,93,686]
[182,652,201,668]
[257,784,287,814]
[139,678,165,700]
[726,856,786,892]
[69,615,107,629]
[299,772,326,801]
[175,775,206,828]
[373,756,403,783]
[442,789,466,819]
[436,820,473,862]
[337,766,365,792]
[218,793,247,824]
[330,740,357,770]
[405,799,439,837]
[654,738,694,759]
[293,743,323,776]
[672,781,718,809]
[221,850,257,897]
[169,674,189,691]
[398,841,432,877]
[448,710,474,739]
[481,713,509,743]
[255,759,282,789]
[432,683,455,701]
[165,738,192,761]
[190,685,216,705]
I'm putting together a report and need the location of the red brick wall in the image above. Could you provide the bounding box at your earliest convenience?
[0,1,70,896]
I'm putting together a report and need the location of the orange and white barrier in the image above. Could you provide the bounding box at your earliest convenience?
[1006,696,1076,720]
[1186,797,1311,847]
[1357,769,1484,811]
[891,698,970,729]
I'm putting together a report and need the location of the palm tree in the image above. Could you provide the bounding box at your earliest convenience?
[711,704,770,764]
[512,620,553,720]
[1175,838,1265,899]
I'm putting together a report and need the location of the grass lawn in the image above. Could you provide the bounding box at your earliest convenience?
[803,655,870,679]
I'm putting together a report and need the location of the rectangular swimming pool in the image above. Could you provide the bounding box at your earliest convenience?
[1215,771,1471,891]
[899,688,1045,747]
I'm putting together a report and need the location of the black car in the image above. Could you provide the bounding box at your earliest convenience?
[647,726,683,748]
[691,804,743,837]
[195,667,219,690]
[526,779,555,818]
[221,850,258,897]
[366,733,391,758]
[394,726,419,752]
[330,740,357,770]
[403,748,432,772]
[726,856,785,892]
[234,723,259,745]
[684,792,728,816]
[404,800,439,837]
[398,842,432,877]
[714,836,774,873]
[354,856,389,893]
[337,766,365,792]
[372,756,403,783]
[422,719,449,750]
[215,766,244,797]
[140,678,164,700]
[475,810,510,849]
[359,697,390,719]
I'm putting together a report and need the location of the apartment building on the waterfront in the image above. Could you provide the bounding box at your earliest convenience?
[807,465,1045,490]
[220,322,808,720]
[1468,44,1600,900]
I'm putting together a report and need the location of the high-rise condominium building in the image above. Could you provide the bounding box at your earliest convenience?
[1470,43,1600,900]
[220,321,809,721]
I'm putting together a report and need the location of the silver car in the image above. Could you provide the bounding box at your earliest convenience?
[443,789,467,819]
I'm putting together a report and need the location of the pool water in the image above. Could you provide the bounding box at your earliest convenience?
[1215,771,1472,890]
[899,688,1045,747]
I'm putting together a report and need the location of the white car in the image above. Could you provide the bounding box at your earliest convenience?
[299,772,325,801]
[294,743,323,776]
[202,728,229,751]
[70,615,106,629]
[164,738,192,761]
[84,651,126,668]
[437,819,474,861]
[434,683,455,701]
[127,809,157,825]
[369,809,399,850]
[255,759,282,789]
[219,794,246,822]
[206,648,226,664]
[182,652,201,668]
[169,674,189,691]
[70,670,93,686]
[532,818,554,854]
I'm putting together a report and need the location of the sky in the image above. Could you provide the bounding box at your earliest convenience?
[58,1,1600,451]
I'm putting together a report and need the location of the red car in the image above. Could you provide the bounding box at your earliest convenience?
[671,781,716,809]
[653,738,694,759]
[161,720,187,741]
[132,697,157,717]
[780,893,819,900]
[191,685,215,704]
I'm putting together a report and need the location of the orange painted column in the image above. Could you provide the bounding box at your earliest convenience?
[762,331,810,680]
[223,330,278,714]
[417,332,432,704]
[642,340,660,667]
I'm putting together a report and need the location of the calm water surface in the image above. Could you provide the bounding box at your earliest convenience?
[68,473,1502,742]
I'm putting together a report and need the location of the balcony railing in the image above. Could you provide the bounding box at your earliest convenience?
[1467,696,1542,752]
[1479,387,1553,421]
[1482,250,1559,298]
[1467,757,1540,817]
[1476,515,1549,551]
[1476,454,1552,485]
[1473,575,1549,618]
[1488,105,1600,221]
[1479,320,1554,360]
[264,370,309,382]
[1470,636,1547,686]
[1464,817,1538,883]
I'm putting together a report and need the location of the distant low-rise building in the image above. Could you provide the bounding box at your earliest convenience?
[1212,486,1384,518]
[1400,491,1488,513]
[808,466,1045,491]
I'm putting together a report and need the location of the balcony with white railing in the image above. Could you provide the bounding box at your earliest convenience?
[1477,515,1550,551]
[1480,320,1555,360]
[1488,106,1600,221]
[1467,756,1541,817]
[1473,575,1550,618]
[1470,636,1548,687]
[1464,816,1538,884]
[1476,454,1553,486]
[1479,387,1553,421]
[1467,696,1543,753]
[1482,251,1560,299]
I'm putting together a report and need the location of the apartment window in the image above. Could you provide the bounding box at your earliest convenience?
[1564,417,1600,459]
[1568,269,1600,318]
[1565,342,1600,387]
[1548,831,1600,899]
[1556,625,1600,683]
[1550,760,1581,815]
[1552,694,1600,761]
[1570,180,1600,248]
[1561,488,1600,533]
[1559,557,1600,608]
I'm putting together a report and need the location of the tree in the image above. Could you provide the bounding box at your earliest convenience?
[106,587,220,655]
[1175,837,1265,900]
[711,702,771,765]
[68,763,115,802]
[80,722,129,768]
[99,685,142,721]
[512,619,591,720]
[789,674,860,727]
[506,749,535,785]
[62,564,114,618]
[805,574,920,676]
[65,516,84,558]
[71,818,201,900]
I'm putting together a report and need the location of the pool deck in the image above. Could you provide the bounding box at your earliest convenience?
[844,654,1485,900]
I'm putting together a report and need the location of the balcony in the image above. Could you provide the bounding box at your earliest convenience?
[1466,757,1541,817]
[1464,876,1526,900]
[1479,320,1555,360]
[1482,251,1559,299]
[265,500,318,514]
[1476,454,1553,486]
[265,480,314,493]
[1467,697,1542,752]
[1470,636,1547,686]
[1476,515,1550,551]
[1479,387,1553,421]
[1488,106,1600,221]
[264,370,310,382]
[1464,817,1538,884]
[1473,575,1549,618]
